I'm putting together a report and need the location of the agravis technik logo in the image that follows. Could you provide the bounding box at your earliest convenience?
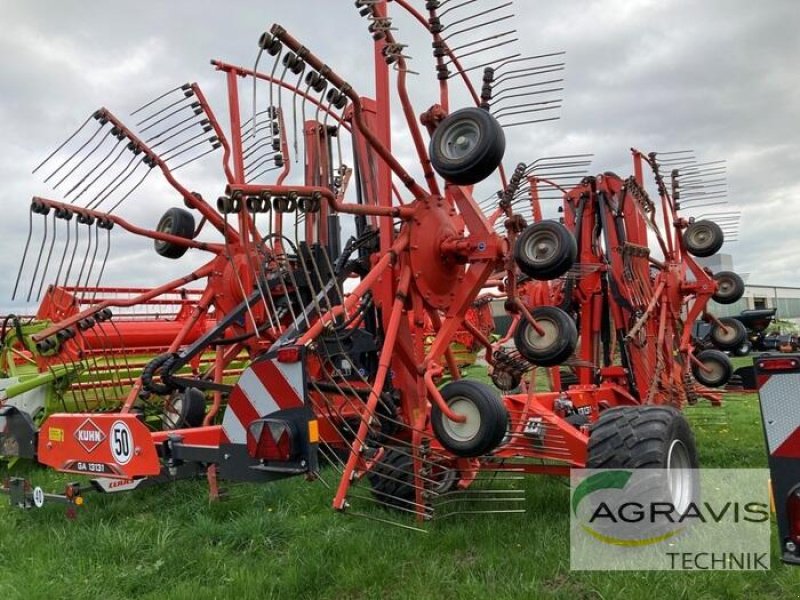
[570,469,771,571]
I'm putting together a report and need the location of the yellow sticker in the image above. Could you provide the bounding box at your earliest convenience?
[48,427,64,443]
[308,419,319,443]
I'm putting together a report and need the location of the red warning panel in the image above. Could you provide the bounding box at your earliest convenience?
[37,413,161,479]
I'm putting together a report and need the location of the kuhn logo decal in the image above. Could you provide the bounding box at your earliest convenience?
[74,418,106,454]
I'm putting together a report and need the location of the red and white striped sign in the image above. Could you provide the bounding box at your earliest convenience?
[221,355,305,445]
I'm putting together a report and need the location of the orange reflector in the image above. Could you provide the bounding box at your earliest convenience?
[75,496,84,506]
[308,419,319,443]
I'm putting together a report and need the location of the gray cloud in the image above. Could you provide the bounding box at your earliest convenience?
[0,0,797,315]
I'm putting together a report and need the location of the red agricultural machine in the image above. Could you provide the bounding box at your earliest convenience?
[1,1,745,523]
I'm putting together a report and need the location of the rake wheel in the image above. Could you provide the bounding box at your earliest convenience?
[683,219,724,257]
[692,349,733,388]
[513,221,577,281]
[154,207,196,259]
[709,317,747,350]
[513,306,577,367]
[429,108,506,186]
[712,271,745,305]
[430,380,508,458]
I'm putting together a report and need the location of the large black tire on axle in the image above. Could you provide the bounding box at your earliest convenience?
[514,306,577,367]
[712,271,745,305]
[709,317,747,351]
[154,207,195,259]
[369,448,458,511]
[430,380,508,458]
[682,220,723,258]
[163,387,206,429]
[429,107,506,186]
[513,221,577,281]
[692,349,733,388]
[587,406,699,515]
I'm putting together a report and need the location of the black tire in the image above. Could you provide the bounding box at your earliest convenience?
[154,207,195,259]
[733,341,752,357]
[712,271,745,305]
[490,369,521,392]
[692,349,733,388]
[163,387,206,429]
[559,369,579,391]
[587,406,699,515]
[430,380,508,458]
[429,107,505,186]
[368,449,458,511]
[709,317,747,350]
[683,220,723,257]
[514,306,577,367]
[514,221,577,281]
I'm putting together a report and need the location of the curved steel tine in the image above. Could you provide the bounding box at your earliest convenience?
[32,113,95,174]
[43,121,106,184]
[130,83,189,116]
[53,210,72,290]
[35,212,59,301]
[92,159,147,211]
[26,211,48,302]
[11,207,34,300]
[74,143,129,204]
[65,137,124,198]
[53,128,116,190]
[86,152,139,210]
[62,219,80,290]
[135,90,195,127]
[107,167,155,214]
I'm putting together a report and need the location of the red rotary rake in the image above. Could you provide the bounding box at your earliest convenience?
[1,1,745,523]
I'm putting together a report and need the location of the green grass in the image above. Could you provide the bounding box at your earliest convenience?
[2,360,800,599]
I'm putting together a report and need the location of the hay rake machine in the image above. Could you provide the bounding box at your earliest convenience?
[1,0,745,525]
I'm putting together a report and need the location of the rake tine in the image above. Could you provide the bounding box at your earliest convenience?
[130,83,191,115]
[11,207,34,300]
[35,212,59,301]
[91,227,112,301]
[92,159,147,211]
[64,136,125,199]
[143,109,204,144]
[135,89,196,127]
[62,219,80,290]
[26,210,48,302]
[32,113,96,174]
[86,152,139,210]
[43,120,107,184]
[73,220,93,294]
[52,210,73,290]
[170,145,221,171]
[52,127,117,191]
[138,101,202,134]
[73,143,129,204]
[107,166,155,214]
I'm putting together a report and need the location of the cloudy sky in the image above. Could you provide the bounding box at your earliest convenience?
[0,0,798,314]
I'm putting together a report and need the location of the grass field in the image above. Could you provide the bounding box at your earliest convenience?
[2,359,800,599]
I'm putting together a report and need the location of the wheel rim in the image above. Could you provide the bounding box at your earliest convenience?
[163,396,183,428]
[523,316,559,352]
[717,277,734,297]
[492,370,516,391]
[155,216,173,251]
[523,229,560,266]
[440,397,481,442]
[700,358,724,384]
[714,324,739,345]
[666,439,693,514]
[440,120,481,161]
[687,225,712,248]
